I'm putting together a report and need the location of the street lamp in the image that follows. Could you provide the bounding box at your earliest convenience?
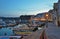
[45,13,49,28]
[45,14,49,19]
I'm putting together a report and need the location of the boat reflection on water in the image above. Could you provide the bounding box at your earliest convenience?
[0,24,43,36]
[0,24,32,36]
[13,24,33,36]
[0,28,14,36]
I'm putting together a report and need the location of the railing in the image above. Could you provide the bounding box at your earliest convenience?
[0,36,21,39]
[40,29,48,39]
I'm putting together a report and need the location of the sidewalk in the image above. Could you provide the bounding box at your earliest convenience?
[22,22,60,39]
[22,29,43,39]
[47,22,57,28]
[45,27,60,39]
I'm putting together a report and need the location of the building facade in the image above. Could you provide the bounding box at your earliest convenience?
[32,12,53,26]
[53,0,60,26]
[20,15,34,24]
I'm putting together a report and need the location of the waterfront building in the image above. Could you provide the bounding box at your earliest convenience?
[48,9,58,26]
[20,15,34,24]
[0,19,6,27]
[32,12,53,26]
[32,13,45,26]
[53,0,60,26]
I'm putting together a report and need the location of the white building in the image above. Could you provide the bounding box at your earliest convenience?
[0,19,6,26]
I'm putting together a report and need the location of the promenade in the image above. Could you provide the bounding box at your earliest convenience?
[22,22,60,39]
[22,29,43,39]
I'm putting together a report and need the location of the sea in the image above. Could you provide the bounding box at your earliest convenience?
[0,25,22,39]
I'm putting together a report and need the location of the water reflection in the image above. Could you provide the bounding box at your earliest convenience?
[0,24,24,36]
[0,24,43,36]
[0,28,14,36]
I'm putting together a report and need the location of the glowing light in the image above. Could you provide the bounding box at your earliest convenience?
[46,14,49,17]
[40,18,46,21]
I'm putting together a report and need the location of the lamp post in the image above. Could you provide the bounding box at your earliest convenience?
[45,13,49,28]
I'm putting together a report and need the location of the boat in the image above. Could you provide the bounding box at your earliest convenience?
[13,24,34,36]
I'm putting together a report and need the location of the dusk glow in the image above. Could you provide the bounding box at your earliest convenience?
[0,0,58,17]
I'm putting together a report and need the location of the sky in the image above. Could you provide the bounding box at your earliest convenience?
[0,0,58,17]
